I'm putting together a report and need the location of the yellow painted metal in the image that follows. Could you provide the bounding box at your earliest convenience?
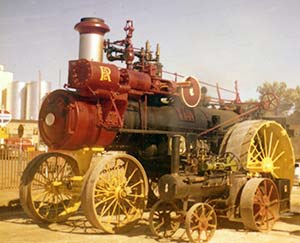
[20,152,82,223]
[82,153,148,233]
[220,120,295,186]
[54,149,94,175]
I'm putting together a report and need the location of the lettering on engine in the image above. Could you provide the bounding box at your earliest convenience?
[100,66,112,82]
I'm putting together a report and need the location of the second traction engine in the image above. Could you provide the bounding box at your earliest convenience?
[21,17,296,242]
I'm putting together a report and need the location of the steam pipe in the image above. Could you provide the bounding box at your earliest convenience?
[171,135,180,174]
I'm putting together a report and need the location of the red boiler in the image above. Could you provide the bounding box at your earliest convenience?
[38,89,119,149]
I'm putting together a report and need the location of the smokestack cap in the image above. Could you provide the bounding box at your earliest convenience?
[75,17,110,35]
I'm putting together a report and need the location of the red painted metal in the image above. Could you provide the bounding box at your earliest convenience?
[180,76,201,108]
[75,17,110,35]
[68,59,120,97]
[121,69,151,91]
[38,18,266,151]
[38,90,127,149]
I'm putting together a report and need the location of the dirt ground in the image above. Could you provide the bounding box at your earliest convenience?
[0,186,299,243]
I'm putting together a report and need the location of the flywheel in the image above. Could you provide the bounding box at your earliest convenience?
[220,120,295,184]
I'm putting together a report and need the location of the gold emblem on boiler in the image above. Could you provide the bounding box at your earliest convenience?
[99,66,112,82]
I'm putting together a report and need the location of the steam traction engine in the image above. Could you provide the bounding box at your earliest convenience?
[20,18,295,242]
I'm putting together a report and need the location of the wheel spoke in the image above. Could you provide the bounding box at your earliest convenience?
[36,170,50,182]
[128,180,143,190]
[94,195,115,208]
[270,139,279,160]
[269,199,279,206]
[208,223,217,228]
[123,197,138,212]
[127,193,145,198]
[35,192,51,210]
[250,144,264,162]
[117,200,130,218]
[206,208,214,218]
[100,198,117,217]
[249,150,263,163]
[192,211,200,221]
[256,132,266,158]
[268,185,274,199]
[272,151,285,164]
[125,168,138,186]
[267,132,273,157]
[263,129,268,158]
[32,177,47,187]
[191,225,199,231]
[154,220,165,231]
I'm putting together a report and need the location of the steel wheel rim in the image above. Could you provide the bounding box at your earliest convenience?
[149,200,181,238]
[20,153,80,223]
[84,153,148,233]
[240,178,279,232]
[186,203,217,243]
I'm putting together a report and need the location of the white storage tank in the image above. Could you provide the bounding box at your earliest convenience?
[26,80,51,120]
[6,81,26,120]
[0,65,13,108]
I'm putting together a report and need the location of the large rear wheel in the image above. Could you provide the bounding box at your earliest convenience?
[220,120,295,186]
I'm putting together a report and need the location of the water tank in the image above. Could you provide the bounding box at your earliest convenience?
[26,81,51,120]
[6,81,26,119]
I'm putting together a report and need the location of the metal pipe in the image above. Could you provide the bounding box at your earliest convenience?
[171,135,180,174]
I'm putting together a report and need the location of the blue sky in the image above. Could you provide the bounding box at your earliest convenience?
[1,0,300,100]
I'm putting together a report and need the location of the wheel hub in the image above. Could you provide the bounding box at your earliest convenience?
[115,185,127,199]
[198,216,208,230]
[262,157,274,172]
[46,181,62,194]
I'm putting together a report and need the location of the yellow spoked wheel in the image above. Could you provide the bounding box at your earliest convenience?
[82,153,148,233]
[20,152,81,223]
[220,120,295,185]
[185,203,217,243]
[240,178,279,231]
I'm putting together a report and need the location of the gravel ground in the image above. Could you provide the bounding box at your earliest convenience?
[0,186,299,243]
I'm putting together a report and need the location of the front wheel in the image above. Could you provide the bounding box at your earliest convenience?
[185,203,217,243]
[81,153,148,233]
[149,200,181,238]
[20,152,81,223]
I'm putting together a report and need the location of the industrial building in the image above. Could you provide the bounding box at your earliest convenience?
[0,65,50,147]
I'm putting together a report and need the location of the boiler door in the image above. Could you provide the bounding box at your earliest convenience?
[39,89,116,150]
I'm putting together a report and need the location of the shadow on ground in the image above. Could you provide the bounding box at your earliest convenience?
[1,204,300,242]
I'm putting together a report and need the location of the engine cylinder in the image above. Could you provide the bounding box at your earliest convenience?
[158,174,227,200]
